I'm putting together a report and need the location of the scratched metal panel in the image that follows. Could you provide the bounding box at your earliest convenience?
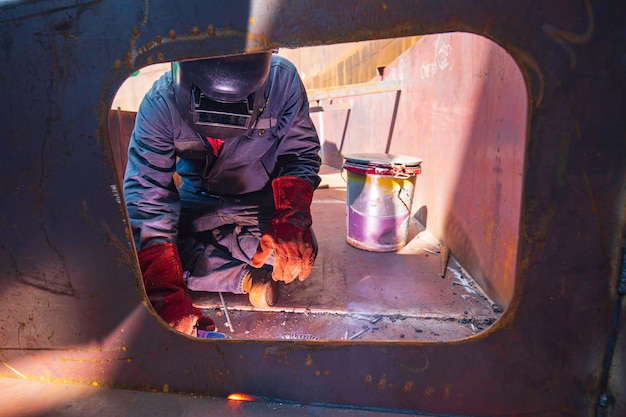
[607,297,625,417]
[0,1,624,416]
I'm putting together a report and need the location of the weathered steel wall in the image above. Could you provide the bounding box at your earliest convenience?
[280,37,421,89]
[0,1,624,416]
[315,33,526,307]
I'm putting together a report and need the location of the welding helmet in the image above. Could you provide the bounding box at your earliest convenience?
[172,51,272,139]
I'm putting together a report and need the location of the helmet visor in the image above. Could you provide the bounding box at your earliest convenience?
[191,85,254,130]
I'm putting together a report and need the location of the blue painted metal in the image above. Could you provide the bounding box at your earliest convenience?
[0,1,624,416]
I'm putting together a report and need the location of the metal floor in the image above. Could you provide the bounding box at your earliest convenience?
[191,167,502,341]
[0,377,433,417]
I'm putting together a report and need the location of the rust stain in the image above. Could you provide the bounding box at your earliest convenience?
[403,380,414,393]
[542,0,594,70]
[120,23,272,71]
[377,373,387,390]
[582,170,608,260]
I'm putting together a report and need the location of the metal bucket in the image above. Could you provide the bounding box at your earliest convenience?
[344,153,422,252]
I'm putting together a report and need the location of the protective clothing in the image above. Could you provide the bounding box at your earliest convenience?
[251,176,316,283]
[172,51,273,139]
[137,242,216,335]
[124,53,320,298]
[125,54,320,250]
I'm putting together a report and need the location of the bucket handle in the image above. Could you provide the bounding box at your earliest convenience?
[390,163,412,179]
[342,163,418,179]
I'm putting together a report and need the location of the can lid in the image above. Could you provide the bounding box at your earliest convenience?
[344,153,422,167]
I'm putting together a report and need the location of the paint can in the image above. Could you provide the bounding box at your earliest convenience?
[343,153,422,252]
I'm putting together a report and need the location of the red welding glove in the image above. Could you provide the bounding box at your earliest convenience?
[251,176,317,283]
[137,242,216,336]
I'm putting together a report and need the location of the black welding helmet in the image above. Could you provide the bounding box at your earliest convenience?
[172,51,272,139]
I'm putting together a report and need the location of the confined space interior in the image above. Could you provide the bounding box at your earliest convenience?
[190,172,505,342]
[110,33,526,342]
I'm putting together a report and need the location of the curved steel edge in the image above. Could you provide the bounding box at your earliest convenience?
[0,1,623,416]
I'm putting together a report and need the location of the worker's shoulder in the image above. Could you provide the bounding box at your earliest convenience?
[145,71,174,100]
[270,54,297,73]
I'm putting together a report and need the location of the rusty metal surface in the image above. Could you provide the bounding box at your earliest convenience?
[0,377,431,417]
[0,1,624,417]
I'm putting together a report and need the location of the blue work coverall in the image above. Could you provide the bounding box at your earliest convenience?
[123,55,321,294]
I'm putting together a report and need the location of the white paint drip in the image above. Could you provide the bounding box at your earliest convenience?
[449,268,479,295]
[109,184,121,204]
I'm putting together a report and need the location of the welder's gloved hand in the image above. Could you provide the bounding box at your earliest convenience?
[251,176,317,284]
[137,242,216,336]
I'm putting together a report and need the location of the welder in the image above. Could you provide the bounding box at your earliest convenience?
[123,50,321,336]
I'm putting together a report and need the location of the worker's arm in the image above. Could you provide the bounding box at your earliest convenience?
[251,57,320,282]
[123,74,180,250]
[271,56,322,189]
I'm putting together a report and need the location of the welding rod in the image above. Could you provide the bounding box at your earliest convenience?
[348,326,370,340]
[219,292,235,333]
